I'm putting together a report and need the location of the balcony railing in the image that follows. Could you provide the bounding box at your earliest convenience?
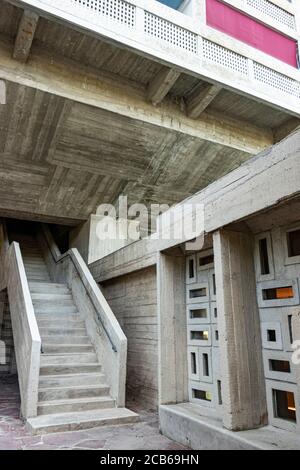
[14,0,300,115]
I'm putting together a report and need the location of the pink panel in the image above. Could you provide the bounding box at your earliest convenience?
[206,0,298,67]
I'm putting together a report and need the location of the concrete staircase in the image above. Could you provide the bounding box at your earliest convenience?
[11,233,138,434]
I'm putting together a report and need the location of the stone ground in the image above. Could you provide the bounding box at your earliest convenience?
[0,375,188,450]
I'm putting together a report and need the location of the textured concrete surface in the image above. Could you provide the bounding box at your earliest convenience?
[0,376,188,450]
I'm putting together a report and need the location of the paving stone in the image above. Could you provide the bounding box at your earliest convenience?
[0,375,189,450]
[43,430,91,447]
[74,439,106,449]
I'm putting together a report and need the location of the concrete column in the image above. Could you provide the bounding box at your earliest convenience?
[196,0,206,23]
[213,229,267,431]
[292,312,300,407]
[157,251,188,405]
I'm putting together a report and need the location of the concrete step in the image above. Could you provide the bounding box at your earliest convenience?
[27,407,139,434]
[40,327,85,336]
[41,335,90,345]
[38,319,86,329]
[37,396,115,415]
[26,273,51,282]
[31,293,73,301]
[39,372,106,388]
[33,299,75,307]
[38,384,110,401]
[41,353,98,365]
[36,313,81,321]
[25,268,49,275]
[29,283,69,294]
[36,306,78,315]
[42,344,94,354]
[40,363,102,376]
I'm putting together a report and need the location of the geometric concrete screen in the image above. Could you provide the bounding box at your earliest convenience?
[254,227,300,432]
[186,249,222,414]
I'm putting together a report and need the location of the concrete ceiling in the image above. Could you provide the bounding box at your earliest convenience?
[0,0,298,226]
[0,80,250,224]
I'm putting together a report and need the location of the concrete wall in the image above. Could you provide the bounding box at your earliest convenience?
[101,266,158,409]
[70,215,140,265]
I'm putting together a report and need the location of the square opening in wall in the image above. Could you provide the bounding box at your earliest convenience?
[269,359,291,373]
[199,254,214,267]
[202,353,210,377]
[214,308,217,319]
[273,389,296,423]
[189,308,208,320]
[217,380,222,405]
[189,287,207,299]
[287,229,300,258]
[212,274,216,296]
[191,352,197,375]
[259,237,270,275]
[188,258,195,280]
[267,329,277,342]
[263,286,294,300]
[190,330,209,341]
[192,389,212,402]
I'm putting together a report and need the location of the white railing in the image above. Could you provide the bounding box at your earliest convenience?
[38,224,127,407]
[12,0,300,114]
[6,241,41,419]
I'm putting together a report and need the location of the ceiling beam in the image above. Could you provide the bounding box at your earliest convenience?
[13,9,39,63]
[147,67,181,106]
[186,83,222,119]
[0,41,273,154]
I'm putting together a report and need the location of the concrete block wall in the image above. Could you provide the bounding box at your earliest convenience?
[186,249,222,414]
[101,266,158,409]
[254,225,300,432]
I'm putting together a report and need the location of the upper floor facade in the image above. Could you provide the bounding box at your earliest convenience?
[9,0,300,117]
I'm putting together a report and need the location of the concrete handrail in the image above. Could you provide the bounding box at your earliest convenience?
[6,242,41,419]
[39,224,127,407]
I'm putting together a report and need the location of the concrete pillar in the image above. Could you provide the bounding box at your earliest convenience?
[157,251,188,405]
[213,229,267,431]
[292,312,300,407]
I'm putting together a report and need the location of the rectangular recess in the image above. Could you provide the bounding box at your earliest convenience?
[187,303,210,325]
[187,325,212,347]
[273,389,296,422]
[186,255,196,284]
[266,380,299,431]
[263,286,294,300]
[259,237,270,275]
[189,381,214,407]
[188,346,200,381]
[263,350,296,383]
[197,249,214,271]
[287,229,300,258]
[257,279,299,308]
[187,282,209,304]
[254,232,274,281]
